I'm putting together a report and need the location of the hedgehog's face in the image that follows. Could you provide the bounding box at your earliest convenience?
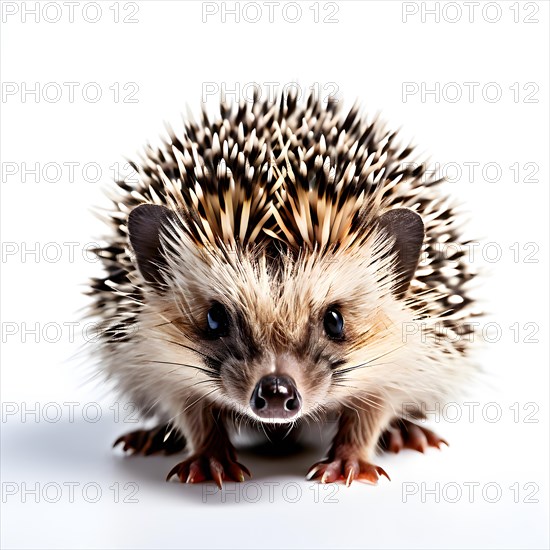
[128,204,424,424]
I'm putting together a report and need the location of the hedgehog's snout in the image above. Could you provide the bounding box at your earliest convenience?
[250,375,302,422]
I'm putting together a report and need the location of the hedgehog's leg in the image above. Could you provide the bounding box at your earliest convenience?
[113,424,186,456]
[166,406,251,488]
[307,401,392,486]
[380,418,448,453]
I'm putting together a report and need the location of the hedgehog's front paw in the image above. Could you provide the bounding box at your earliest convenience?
[166,451,251,489]
[380,419,448,453]
[306,444,390,486]
[113,424,186,456]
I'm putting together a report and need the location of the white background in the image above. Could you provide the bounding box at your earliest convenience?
[1,1,549,548]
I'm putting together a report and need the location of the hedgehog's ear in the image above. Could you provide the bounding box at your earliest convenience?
[378,208,424,297]
[128,204,179,288]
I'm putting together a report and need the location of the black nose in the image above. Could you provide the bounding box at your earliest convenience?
[250,375,302,420]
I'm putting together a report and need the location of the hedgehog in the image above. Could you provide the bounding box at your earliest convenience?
[89,89,478,487]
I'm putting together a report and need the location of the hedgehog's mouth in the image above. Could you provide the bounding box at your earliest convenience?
[248,374,302,423]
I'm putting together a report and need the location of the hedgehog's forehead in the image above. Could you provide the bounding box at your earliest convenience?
[175,244,384,315]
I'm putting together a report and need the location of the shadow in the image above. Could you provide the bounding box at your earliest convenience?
[2,417,338,505]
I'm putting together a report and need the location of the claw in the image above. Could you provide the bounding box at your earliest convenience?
[307,455,389,486]
[381,420,447,455]
[306,463,323,481]
[186,461,206,484]
[345,467,354,487]
[236,462,252,478]
[114,425,186,456]
[209,459,224,489]
[228,462,246,482]
[166,463,181,482]
[167,453,250,488]
[376,466,391,482]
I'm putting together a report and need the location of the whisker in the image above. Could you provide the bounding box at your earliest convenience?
[165,387,220,427]
[150,360,220,378]
[332,344,406,377]
[183,388,219,414]
[148,335,213,361]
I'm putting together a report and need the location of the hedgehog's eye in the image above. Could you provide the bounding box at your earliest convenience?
[206,303,229,338]
[324,308,344,340]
